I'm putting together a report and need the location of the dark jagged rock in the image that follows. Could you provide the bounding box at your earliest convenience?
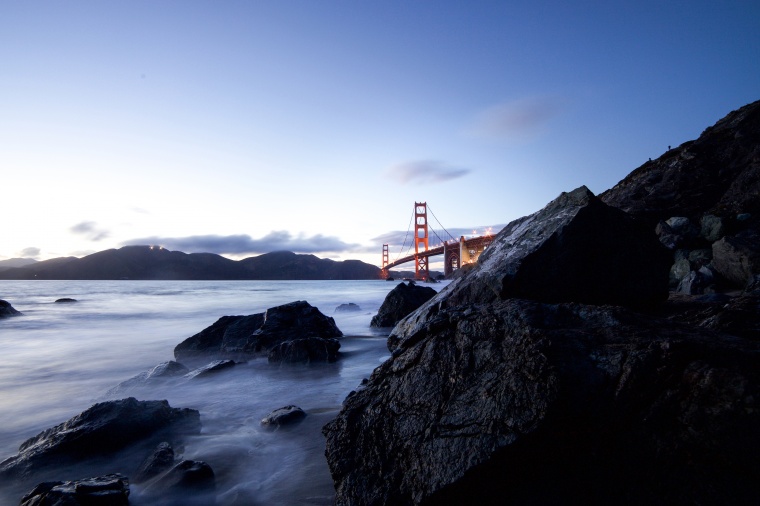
[54,298,77,303]
[261,406,306,428]
[144,459,215,494]
[0,299,21,318]
[133,442,175,484]
[711,230,760,287]
[174,301,342,363]
[106,361,190,396]
[174,313,265,362]
[369,282,437,328]
[0,398,201,480]
[267,337,341,364]
[324,299,760,505]
[335,303,361,312]
[20,474,129,506]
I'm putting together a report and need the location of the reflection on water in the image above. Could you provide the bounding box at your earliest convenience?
[0,280,441,504]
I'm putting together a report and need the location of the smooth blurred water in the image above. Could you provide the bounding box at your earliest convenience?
[0,280,447,504]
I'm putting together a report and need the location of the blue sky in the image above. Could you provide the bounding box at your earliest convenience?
[2,0,758,267]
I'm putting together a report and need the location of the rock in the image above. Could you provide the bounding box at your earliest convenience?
[676,266,715,295]
[54,298,77,303]
[261,405,306,428]
[711,231,760,288]
[267,337,341,364]
[700,214,725,242]
[133,442,175,484]
[0,398,201,480]
[174,313,265,362]
[747,274,760,293]
[369,282,437,328]
[184,359,236,379]
[0,299,21,318]
[144,459,215,494]
[20,474,129,506]
[174,301,342,363]
[106,361,190,396]
[669,258,692,287]
[324,298,760,505]
[335,303,361,312]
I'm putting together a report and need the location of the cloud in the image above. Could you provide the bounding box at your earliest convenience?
[386,160,471,185]
[121,231,359,256]
[70,221,110,241]
[467,96,564,141]
[370,224,505,251]
[18,247,41,259]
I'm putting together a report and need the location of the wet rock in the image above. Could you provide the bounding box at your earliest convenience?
[20,474,129,506]
[107,361,190,396]
[700,214,725,242]
[184,359,236,379]
[261,405,306,428]
[324,299,760,505]
[145,459,215,494]
[0,398,201,480]
[174,301,342,363]
[267,337,340,364]
[133,442,175,484]
[369,282,437,328]
[676,266,716,295]
[0,299,21,318]
[54,298,77,303]
[335,303,361,312]
[711,231,760,288]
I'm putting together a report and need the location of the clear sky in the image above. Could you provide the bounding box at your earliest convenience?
[2,0,759,267]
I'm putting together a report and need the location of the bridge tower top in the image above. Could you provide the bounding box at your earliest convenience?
[414,202,429,280]
[382,244,389,271]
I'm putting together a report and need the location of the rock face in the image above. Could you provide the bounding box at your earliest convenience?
[601,100,760,292]
[370,282,437,327]
[0,398,201,480]
[324,299,760,505]
[20,474,130,506]
[0,299,21,318]
[267,337,341,364]
[174,301,342,363]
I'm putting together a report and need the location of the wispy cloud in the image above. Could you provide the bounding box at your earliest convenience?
[467,96,565,141]
[122,231,359,256]
[386,160,471,185]
[18,247,41,259]
[70,221,110,241]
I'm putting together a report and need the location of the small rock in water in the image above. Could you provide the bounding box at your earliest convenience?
[335,303,361,312]
[0,299,21,318]
[134,442,175,484]
[261,405,306,428]
[54,298,77,303]
[20,474,129,506]
[184,359,236,379]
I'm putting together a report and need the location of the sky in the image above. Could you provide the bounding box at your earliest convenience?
[2,0,759,268]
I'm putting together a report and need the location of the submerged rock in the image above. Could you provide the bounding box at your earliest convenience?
[106,361,190,396]
[174,301,342,363]
[324,299,760,505]
[133,442,175,484]
[369,282,437,328]
[54,298,77,303]
[261,405,306,428]
[335,303,361,312]
[0,299,21,318]
[0,398,201,480]
[184,359,236,379]
[20,474,129,506]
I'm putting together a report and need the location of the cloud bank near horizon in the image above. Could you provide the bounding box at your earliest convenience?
[386,160,471,185]
[122,231,360,256]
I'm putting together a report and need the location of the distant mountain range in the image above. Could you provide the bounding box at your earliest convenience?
[0,247,386,280]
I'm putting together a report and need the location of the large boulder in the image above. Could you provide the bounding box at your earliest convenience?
[0,398,201,480]
[369,282,437,328]
[267,337,341,364]
[174,301,342,363]
[711,230,760,288]
[324,299,760,505]
[0,299,21,318]
[20,474,129,506]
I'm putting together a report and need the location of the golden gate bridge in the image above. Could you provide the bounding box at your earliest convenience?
[381,202,495,280]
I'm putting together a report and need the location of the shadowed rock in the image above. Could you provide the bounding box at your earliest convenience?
[184,359,236,379]
[370,282,437,328]
[0,299,21,318]
[261,406,307,428]
[20,474,129,506]
[133,442,175,484]
[268,337,341,364]
[106,361,190,397]
[0,398,201,480]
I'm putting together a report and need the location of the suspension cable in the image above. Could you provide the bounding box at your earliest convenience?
[427,204,456,242]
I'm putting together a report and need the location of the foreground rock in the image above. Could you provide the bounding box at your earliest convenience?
[261,406,307,428]
[0,299,21,318]
[174,300,342,363]
[369,282,437,328]
[324,299,760,505]
[20,474,129,506]
[0,398,201,480]
[268,337,341,364]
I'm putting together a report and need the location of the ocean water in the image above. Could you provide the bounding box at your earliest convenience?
[0,279,447,504]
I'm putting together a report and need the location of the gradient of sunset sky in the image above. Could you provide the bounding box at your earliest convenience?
[2,0,758,266]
